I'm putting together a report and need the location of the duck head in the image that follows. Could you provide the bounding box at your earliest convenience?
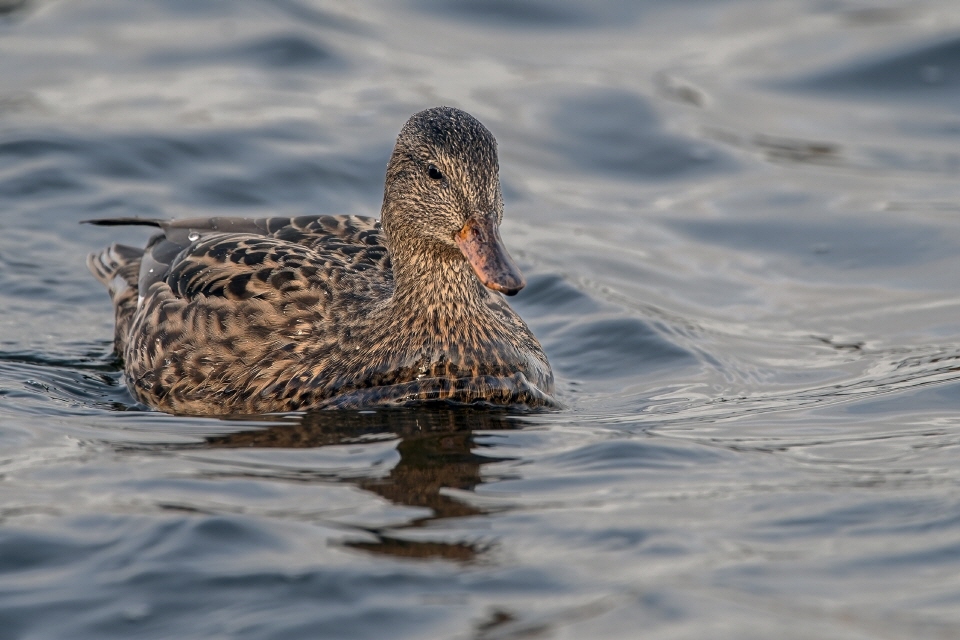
[381,106,526,296]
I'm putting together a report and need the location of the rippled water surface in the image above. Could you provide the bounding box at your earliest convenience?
[3,1,960,638]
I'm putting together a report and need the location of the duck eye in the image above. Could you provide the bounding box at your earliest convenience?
[427,164,443,181]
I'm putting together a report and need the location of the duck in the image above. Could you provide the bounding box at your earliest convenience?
[85,106,556,416]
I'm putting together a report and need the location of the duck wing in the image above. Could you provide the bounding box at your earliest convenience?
[85,215,390,303]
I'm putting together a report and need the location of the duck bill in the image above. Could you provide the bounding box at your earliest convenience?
[455,217,526,295]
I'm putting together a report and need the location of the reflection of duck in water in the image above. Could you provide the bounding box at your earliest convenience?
[86,107,555,415]
[204,408,521,561]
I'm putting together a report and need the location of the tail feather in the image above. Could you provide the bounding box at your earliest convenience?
[86,243,143,292]
[87,243,144,355]
[81,217,164,228]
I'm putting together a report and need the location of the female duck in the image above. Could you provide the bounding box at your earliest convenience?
[87,107,556,415]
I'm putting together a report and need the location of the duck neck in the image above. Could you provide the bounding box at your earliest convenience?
[387,238,491,324]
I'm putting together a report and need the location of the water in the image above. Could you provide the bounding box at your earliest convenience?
[2,0,960,637]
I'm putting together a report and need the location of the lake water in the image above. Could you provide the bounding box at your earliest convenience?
[2,0,960,638]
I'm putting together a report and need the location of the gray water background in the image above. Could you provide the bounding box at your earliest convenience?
[2,1,960,638]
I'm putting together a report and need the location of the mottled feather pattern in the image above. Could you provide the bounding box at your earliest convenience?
[89,214,553,415]
[86,243,144,348]
[87,108,556,415]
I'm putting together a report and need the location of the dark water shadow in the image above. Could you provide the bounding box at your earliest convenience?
[411,0,644,30]
[778,35,960,101]
[548,88,737,179]
[202,407,529,562]
[0,0,28,20]
[146,33,348,71]
[665,215,957,270]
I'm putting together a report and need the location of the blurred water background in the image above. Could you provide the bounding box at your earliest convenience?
[2,0,960,638]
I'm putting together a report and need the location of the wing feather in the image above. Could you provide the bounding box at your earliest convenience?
[127,215,390,304]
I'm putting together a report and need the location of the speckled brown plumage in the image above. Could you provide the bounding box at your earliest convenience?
[86,107,556,416]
